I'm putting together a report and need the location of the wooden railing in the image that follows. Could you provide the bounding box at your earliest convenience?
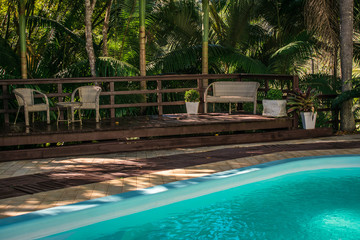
[0,73,299,125]
[317,94,340,130]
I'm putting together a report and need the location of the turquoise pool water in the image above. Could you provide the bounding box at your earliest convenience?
[45,167,360,240]
[1,155,360,239]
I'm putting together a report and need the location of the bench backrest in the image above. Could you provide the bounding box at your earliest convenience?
[213,81,260,98]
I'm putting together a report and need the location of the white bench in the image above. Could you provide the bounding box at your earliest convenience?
[204,81,260,114]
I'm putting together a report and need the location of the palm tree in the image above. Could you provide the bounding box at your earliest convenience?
[305,0,355,131]
[84,0,97,78]
[305,0,339,77]
[202,0,209,87]
[139,0,146,78]
[102,0,113,56]
[19,0,27,79]
[339,0,356,131]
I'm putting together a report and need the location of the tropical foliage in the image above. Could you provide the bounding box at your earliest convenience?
[0,0,323,79]
[287,87,319,113]
[1,0,360,128]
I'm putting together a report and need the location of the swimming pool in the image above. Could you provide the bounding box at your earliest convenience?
[1,155,360,239]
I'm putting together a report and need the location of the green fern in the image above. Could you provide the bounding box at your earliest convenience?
[0,36,21,77]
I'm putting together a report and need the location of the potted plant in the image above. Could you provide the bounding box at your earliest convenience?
[184,89,200,114]
[287,87,318,129]
[262,89,287,117]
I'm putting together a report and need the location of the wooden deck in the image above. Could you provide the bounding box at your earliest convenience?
[0,113,334,161]
[1,113,292,146]
[0,74,338,162]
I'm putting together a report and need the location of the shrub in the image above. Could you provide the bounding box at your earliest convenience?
[184,89,200,102]
[265,89,283,100]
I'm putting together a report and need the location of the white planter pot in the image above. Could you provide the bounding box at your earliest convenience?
[186,102,199,114]
[300,112,317,129]
[262,100,287,117]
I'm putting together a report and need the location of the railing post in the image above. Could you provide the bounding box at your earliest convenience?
[332,109,340,131]
[198,78,204,113]
[292,75,299,129]
[237,74,242,111]
[265,79,269,94]
[3,85,9,125]
[292,75,299,90]
[110,82,115,118]
[57,83,64,120]
[57,83,63,102]
[140,79,147,114]
[157,79,163,115]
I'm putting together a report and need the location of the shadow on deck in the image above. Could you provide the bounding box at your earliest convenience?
[0,113,333,161]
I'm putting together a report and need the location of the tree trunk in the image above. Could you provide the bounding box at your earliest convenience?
[139,0,146,79]
[85,0,97,78]
[102,0,112,57]
[333,46,338,78]
[4,2,13,40]
[139,0,147,113]
[200,0,209,114]
[202,0,209,86]
[339,0,355,131]
[19,0,27,79]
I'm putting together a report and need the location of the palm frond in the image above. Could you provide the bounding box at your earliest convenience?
[148,0,202,51]
[148,44,268,74]
[97,57,139,77]
[55,60,90,78]
[28,16,85,46]
[208,45,268,74]
[223,0,254,48]
[353,34,360,62]
[55,57,139,78]
[301,74,341,95]
[304,0,339,47]
[269,37,316,74]
[270,40,314,61]
[0,36,21,77]
[148,45,202,74]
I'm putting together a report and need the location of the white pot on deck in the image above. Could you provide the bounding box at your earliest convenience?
[262,100,287,117]
[300,112,317,129]
[186,102,199,114]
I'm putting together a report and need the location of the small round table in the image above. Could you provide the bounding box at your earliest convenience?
[56,102,82,126]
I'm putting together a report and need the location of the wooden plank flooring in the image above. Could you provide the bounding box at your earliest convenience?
[0,113,293,147]
[0,138,358,200]
[0,128,333,161]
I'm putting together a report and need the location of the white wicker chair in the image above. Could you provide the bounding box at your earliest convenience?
[13,88,50,126]
[71,86,102,122]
